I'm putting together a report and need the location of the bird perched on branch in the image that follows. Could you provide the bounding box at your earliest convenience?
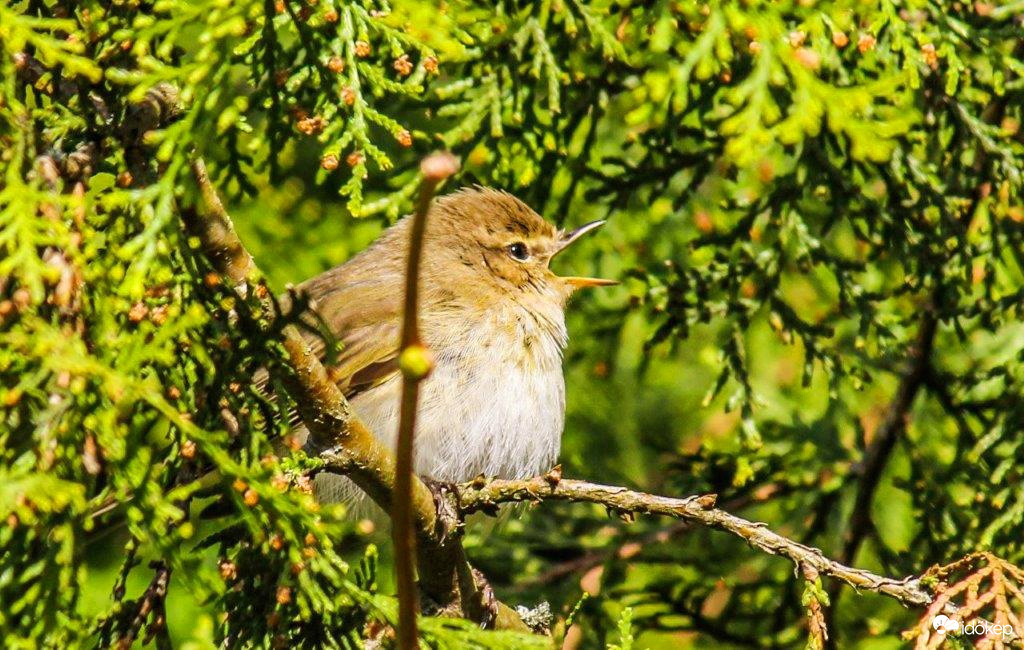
[293,187,614,504]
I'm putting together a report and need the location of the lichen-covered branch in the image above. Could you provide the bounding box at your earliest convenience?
[458,475,947,612]
[523,485,784,588]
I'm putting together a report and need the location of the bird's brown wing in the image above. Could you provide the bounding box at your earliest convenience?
[252,274,402,409]
[300,276,403,400]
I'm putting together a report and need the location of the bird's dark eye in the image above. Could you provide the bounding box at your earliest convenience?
[508,242,530,261]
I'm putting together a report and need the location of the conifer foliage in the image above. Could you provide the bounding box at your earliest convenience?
[2,1,1023,648]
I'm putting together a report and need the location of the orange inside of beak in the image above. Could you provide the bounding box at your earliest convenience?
[562,276,619,288]
[554,220,617,288]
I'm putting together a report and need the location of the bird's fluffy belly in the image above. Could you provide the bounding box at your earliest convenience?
[311,308,568,505]
[351,342,565,482]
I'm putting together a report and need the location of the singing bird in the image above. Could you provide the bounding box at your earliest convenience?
[293,187,613,503]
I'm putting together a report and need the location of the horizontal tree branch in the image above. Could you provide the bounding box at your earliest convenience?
[458,476,942,611]
[519,484,786,589]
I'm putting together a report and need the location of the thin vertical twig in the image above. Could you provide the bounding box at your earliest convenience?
[392,152,460,650]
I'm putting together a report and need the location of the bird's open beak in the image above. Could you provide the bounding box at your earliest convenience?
[561,276,619,288]
[553,220,617,288]
[556,220,607,252]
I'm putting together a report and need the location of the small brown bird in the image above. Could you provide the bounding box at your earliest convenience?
[294,187,613,503]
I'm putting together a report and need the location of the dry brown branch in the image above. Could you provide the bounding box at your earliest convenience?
[459,475,936,609]
[181,158,529,633]
[459,476,1024,645]
[519,484,784,590]
[392,152,460,649]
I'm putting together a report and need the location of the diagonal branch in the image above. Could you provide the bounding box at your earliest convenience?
[183,161,427,512]
[819,303,938,648]
[181,158,528,633]
[826,91,1009,639]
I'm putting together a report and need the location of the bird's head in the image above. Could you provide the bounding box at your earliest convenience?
[424,187,615,309]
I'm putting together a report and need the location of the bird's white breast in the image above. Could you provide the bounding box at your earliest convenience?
[350,307,567,483]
